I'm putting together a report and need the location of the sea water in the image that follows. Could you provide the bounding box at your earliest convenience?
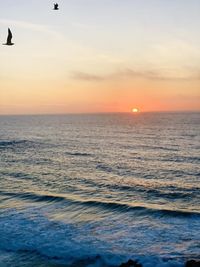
[0,112,199,267]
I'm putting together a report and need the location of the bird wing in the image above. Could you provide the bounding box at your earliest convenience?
[7,28,12,43]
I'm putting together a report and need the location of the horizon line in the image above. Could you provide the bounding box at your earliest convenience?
[0,110,200,116]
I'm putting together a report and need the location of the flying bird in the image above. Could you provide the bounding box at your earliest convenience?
[53,3,59,10]
[3,28,14,46]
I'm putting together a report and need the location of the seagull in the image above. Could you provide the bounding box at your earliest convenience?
[3,28,14,46]
[53,3,59,10]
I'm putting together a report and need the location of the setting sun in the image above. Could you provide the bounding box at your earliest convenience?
[132,108,139,113]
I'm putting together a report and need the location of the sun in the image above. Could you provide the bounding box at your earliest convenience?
[132,108,139,113]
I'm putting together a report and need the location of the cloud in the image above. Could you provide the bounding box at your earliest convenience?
[71,68,200,82]
[71,72,106,81]
[0,19,60,37]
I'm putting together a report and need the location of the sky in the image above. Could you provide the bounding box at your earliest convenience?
[0,0,200,114]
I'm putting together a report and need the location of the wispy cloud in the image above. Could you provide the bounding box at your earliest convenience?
[0,19,60,37]
[71,72,106,81]
[71,68,200,82]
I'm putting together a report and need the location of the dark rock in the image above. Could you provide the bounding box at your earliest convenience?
[119,259,142,267]
[185,260,200,267]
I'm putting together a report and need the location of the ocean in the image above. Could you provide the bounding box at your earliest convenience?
[0,112,199,267]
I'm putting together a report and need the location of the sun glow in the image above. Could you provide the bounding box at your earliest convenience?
[132,108,139,113]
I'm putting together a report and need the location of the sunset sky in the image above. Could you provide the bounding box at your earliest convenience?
[0,0,200,114]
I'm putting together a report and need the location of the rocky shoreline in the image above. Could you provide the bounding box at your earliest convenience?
[119,259,200,267]
[119,259,142,267]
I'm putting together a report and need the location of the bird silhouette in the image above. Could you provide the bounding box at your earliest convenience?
[53,3,59,10]
[3,28,14,46]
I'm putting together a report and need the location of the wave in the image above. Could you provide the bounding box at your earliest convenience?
[96,163,113,173]
[112,184,200,200]
[123,144,179,152]
[0,140,38,151]
[80,199,200,218]
[0,207,195,267]
[0,191,65,203]
[0,139,52,152]
[65,151,92,157]
[0,140,28,147]
[161,155,200,164]
[1,190,199,218]
[0,171,35,180]
[95,162,200,180]
[0,208,193,267]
